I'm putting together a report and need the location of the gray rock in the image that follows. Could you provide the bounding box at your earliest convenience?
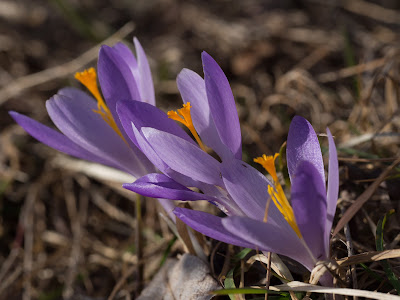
[138,254,220,300]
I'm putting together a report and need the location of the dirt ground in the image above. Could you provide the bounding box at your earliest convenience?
[0,0,400,299]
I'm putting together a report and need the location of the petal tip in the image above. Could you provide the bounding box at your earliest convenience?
[99,44,109,53]
[177,68,190,78]
[122,182,133,190]
[8,110,18,118]
[201,51,215,64]
[292,115,308,126]
[173,207,186,218]
[98,44,115,59]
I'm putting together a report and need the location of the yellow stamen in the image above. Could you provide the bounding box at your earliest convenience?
[75,68,126,142]
[255,153,302,238]
[167,102,206,151]
[254,153,279,182]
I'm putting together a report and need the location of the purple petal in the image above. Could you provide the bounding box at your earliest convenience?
[202,52,241,159]
[287,116,325,191]
[134,38,155,106]
[325,128,339,246]
[130,121,170,173]
[123,173,218,202]
[117,100,198,182]
[125,116,203,189]
[58,87,95,102]
[9,111,116,168]
[196,183,244,216]
[173,208,255,249]
[222,217,315,271]
[109,40,155,106]
[177,68,232,160]
[220,159,285,223]
[46,94,150,177]
[57,88,153,170]
[142,127,223,186]
[291,161,327,260]
[319,273,333,287]
[116,100,193,150]
[113,42,138,70]
[98,45,141,120]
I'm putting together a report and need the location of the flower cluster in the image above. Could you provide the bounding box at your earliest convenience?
[10,37,339,286]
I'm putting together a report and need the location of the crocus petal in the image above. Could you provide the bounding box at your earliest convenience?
[130,121,169,173]
[291,161,327,260]
[9,111,116,168]
[123,173,218,202]
[177,68,232,160]
[58,87,96,103]
[57,87,154,172]
[287,116,325,190]
[142,127,223,186]
[325,128,339,246]
[116,100,193,150]
[46,94,149,177]
[202,52,241,159]
[173,208,255,249]
[222,217,316,271]
[221,159,285,223]
[98,45,141,120]
[134,37,155,106]
[112,41,158,107]
[126,119,203,190]
[117,100,198,184]
[113,42,138,71]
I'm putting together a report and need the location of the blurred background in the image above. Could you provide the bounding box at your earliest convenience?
[0,0,399,299]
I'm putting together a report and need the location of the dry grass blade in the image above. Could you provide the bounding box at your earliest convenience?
[269,281,400,299]
[41,231,138,264]
[0,248,20,284]
[108,264,137,300]
[333,156,400,237]
[264,252,272,300]
[135,194,144,294]
[0,21,135,106]
[343,0,400,25]
[176,217,196,255]
[338,157,398,163]
[246,253,294,282]
[52,156,135,183]
[336,248,400,267]
[22,184,38,300]
[62,177,86,299]
[0,265,22,297]
[90,189,136,227]
[317,57,387,83]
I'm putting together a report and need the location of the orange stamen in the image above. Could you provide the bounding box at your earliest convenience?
[75,68,126,142]
[255,153,302,238]
[168,102,206,151]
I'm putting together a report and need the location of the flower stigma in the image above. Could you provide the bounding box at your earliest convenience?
[167,102,206,152]
[254,153,302,238]
[75,68,126,142]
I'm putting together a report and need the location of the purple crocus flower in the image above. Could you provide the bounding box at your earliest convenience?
[173,116,339,285]
[120,52,245,216]
[9,38,156,179]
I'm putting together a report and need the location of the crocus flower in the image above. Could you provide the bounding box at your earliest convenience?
[9,38,156,180]
[173,116,339,285]
[120,52,245,216]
